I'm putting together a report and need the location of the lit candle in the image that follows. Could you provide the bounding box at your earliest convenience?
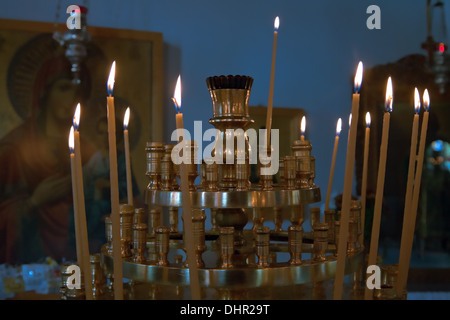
[172,75,184,142]
[172,75,201,300]
[396,88,421,296]
[265,16,280,147]
[68,126,82,272]
[300,115,306,141]
[365,76,393,300]
[396,89,430,297]
[123,107,133,206]
[333,61,363,300]
[403,88,421,212]
[325,118,342,211]
[106,61,123,300]
[72,104,93,300]
[360,112,371,245]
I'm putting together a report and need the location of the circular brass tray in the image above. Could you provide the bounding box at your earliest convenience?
[145,186,321,208]
[102,249,363,289]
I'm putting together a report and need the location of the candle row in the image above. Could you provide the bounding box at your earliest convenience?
[68,104,93,300]
[68,62,135,300]
[396,89,431,297]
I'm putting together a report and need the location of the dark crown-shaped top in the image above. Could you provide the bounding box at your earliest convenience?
[206,75,254,90]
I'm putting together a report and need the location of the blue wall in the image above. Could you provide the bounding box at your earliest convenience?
[0,0,438,209]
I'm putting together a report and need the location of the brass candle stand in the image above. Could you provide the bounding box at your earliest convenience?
[93,75,365,300]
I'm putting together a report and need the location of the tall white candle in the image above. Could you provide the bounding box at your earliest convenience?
[365,76,393,300]
[396,88,421,296]
[396,89,430,297]
[106,61,123,300]
[172,75,201,300]
[360,112,371,245]
[123,107,133,206]
[72,104,93,300]
[334,61,363,300]
[265,16,280,147]
[68,126,82,272]
[325,118,342,211]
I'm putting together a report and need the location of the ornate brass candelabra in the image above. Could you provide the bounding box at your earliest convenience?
[63,75,365,300]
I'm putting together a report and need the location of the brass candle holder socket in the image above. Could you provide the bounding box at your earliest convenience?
[169,207,179,233]
[235,162,249,191]
[164,144,179,190]
[132,223,148,264]
[183,209,206,268]
[160,154,174,191]
[133,208,146,225]
[120,204,134,258]
[155,226,170,266]
[288,225,303,265]
[205,161,219,191]
[313,223,329,262]
[283,156,297,190]
[255,226,270,268]
[145,142,165,190]
[148,208,161,235]
[90,254,106,299]
[291,140,313,189]
[219,226,235,268]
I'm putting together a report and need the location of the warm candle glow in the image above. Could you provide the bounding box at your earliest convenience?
[274,16,280,31]
[423,89,430,111]
[123,107,130,130]
[69,126,75,153]
[107,61,116,96]
[172,75,182,113]
[336,118,342,136]
[397,87,431,297]
[73,103,81,131]
[354,61,363,93]
[414,88,421,114]
[385,76,393,112]
[365,77,393,300]
[300,116,306,135]
[365,112,371,127]
[335,62,363,299]
[397,87,425,296]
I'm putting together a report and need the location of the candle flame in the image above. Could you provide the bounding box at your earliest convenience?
[385,76,393,112]
[423,89,430,111]
[336,118,342,136]
[73,103,80,130]
[123,107,130,130]
[172,75,182,113]
[366,112,371,127]
[69,126,75,153]
[300,116,306,135]
[349,113,352,127]
[107,61,116,96]
[414,87,421,114]
[354,61,363,93]
[274,16,280,31]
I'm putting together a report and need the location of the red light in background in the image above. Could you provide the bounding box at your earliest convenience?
[439,42,445,53]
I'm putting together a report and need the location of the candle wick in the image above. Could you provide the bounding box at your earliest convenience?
[172,98,180,113]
